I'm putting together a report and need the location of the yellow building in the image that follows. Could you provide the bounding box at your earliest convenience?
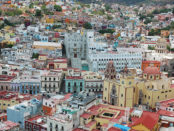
[46,17,54,24]
[80,104,127,131]
[137,66,173,108]
[103,61,138,108]
[38,54,48,61]
[0,98,19,111]
[103,61,174,109]
[46,58,68,70]
[32,41,62,51]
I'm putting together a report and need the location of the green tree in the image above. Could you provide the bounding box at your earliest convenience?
[105,4,111,11]
[152,9,159,14]
[139,14,146,20]
[52,25,61,29]
[35,9,42,17]
[41,4,46,11]
[4,9,22,16]
[29,3,34,8]
[54,5,62,12]
[83,22,92,29]
[144,19,152,24]
[4,19,14,26]
[148,45,155,50]
[167,45,171,51]
[0,10,2,16]
[107,15,113,20]
[32,53,39,59]
[99,29,115,34]
[0,24,4,29]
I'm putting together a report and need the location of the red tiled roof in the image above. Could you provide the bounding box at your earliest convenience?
[66,76,83,79]
[143,66,160,74]
[73,128,88,131]
[171,84,174,88]
[80,113,92,119]
[108,127,122,131]
[0,75,15,81]
[27,115,43,122]
[131,112,159,130]
[85,121,96,128]
[62,93,72,101]
[158,109,174,117]
[142,61,160,64]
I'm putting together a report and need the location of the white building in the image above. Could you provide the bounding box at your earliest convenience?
[87,47,143,72]
[169,35,174,48]
[41,70,64,93]
[47,114,73,131]
[32,41,62,57]
[64,30,94,69]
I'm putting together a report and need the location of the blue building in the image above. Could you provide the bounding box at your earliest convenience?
[10,80,41,95]
[113,124,130,131]
[65,76,85,94]
[20,82,41,95]
[7,98,42,128]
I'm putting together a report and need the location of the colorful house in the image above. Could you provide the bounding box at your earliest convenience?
[65,68,85,94]
[65,76,84,94]
[7,98,42,128]
[130,111,159,131]
[141,61,160,71]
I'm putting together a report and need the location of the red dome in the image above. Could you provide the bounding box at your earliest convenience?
[144,66,160,74]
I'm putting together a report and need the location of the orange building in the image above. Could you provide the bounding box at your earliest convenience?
[141,61,160,71]
[0,113,7,121]
[42,105,56,116]
[161,30,170,37]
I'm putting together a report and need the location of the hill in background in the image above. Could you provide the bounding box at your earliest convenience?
[77,0,174,5]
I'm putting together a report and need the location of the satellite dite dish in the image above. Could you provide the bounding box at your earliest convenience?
[37,118,42,123]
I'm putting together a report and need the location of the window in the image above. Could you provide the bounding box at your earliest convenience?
[68,82,70,87]
[61,126,64,131]
[54,78,56,81]
[158,96,159,99]
[45,78,47,81]
[122,81,124,84]
[74,82,76,87]
[74,53,77,58]
[49,78,51,81]
[80,88,82,91]
[112,90,115,94]
[162,85,164,89]
[129,81,131,85]
[105,88,107,91]
[55,124,58,129]
[121,94,123,97]
[120,104,122,107]
[148,96,150,99]
[80,82,82,86]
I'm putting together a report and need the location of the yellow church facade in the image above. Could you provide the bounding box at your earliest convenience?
[103,61,174,109]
